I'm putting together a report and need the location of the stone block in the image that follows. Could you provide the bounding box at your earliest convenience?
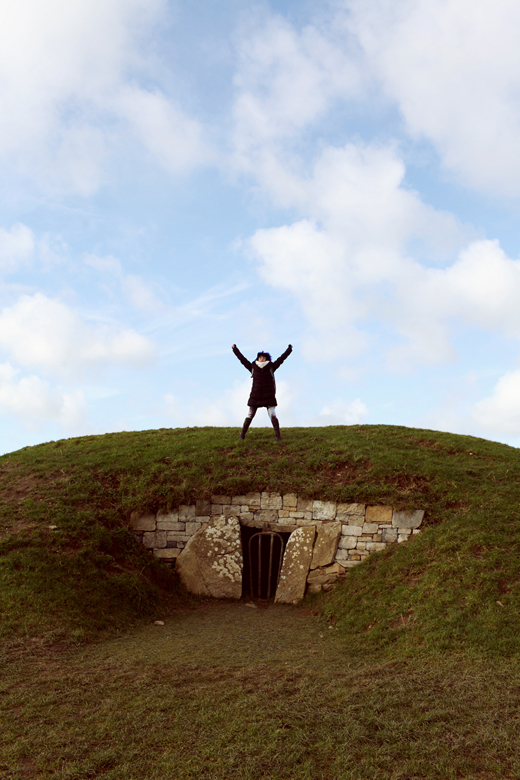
[179,505,196,519]
[412,529,422,535]
[261,492,283,510]
[366,542,387,552]
[372,534,383,542]
[341,524,363,536]
[243,493,261,508]
[398,534,409,544]
[307,583,323,594]
[143,532,156,548]
[274,523,298,533]
[185,522,202,535]
[392,509,425,529]
[278,509,290,518]
[337,503,365,517]
[167,532,190,542]
[343,560,362,568]
[296,519,318,526]
[348,553,361,561]
[312,500,337,520]
[275,526,316,604]
[153,548,180,559]
[335,549,349,561]
[324,562,344,575]
[382,528,398,543]
[195,516,210,523]
[223,504,241,516]
[366,505,393,524]
[283,493,298,509]
[195,499,212,516]
[356,541,367,550]
[157,520,185,531]
[307,571,337,585]
[297,497,313,512]
[176,516,243,599]
[290,511,312,520]
[346,515,366,526]
[210,504,222,515]
[338,536,358,550]
[310,522,341,569]
[362,523,379,534]
[239,515,257,528]
[398,527,412,536]
[129,512,156,532]
[211,495,231,504]
[254,509,279,523]
[147,531,167,549]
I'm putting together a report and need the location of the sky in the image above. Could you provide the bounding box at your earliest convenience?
[3,0,520,455]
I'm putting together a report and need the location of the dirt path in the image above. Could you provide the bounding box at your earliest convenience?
[78,601,348,669]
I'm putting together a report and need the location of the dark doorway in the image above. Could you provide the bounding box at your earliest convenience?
[241,524,291,600]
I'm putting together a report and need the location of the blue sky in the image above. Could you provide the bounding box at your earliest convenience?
[3,0,520,455]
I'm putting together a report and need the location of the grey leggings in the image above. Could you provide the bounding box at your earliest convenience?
[246,406,277,421]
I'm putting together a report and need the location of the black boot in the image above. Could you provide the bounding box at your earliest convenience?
[240,417,252,440]
[271,415,282,441]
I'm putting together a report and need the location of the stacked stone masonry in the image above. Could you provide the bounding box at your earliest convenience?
[130,494,424,599]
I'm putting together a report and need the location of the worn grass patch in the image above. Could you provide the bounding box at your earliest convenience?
[2,603,519,780]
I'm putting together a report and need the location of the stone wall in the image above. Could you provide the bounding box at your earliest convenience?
[130,493,424,599]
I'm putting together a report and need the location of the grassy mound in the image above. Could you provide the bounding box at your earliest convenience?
[1,424,520,655]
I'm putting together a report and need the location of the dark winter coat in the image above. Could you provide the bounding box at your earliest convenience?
[233,345,292,408]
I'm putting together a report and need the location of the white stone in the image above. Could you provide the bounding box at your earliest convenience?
[338,536,358,550]
[312,501,337,520]
[283,493,298,509]
[261,492,283,510]
[341,524,363,536]
[392,510,425,529]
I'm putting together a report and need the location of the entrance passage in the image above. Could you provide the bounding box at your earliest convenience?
[241,524,289,600]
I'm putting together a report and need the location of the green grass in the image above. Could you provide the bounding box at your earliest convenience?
[2,424,520,653]
[2,604,520,779]
[2,424,520,778]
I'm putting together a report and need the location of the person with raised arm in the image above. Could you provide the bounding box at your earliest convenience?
[232,344,292,441]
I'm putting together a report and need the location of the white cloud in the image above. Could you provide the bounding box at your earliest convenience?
[117,86,210,174]
[0,362,86,429]
[84,252,164,313]
[0,0,207,194]
[0,293,155,379]
[472,370,520,435]
[249,141,469,363]
[316,398,368,425]
[0,223,35,274]
[232,12,360,192]
[344,0,520,196]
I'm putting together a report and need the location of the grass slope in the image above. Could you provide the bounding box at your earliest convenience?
[1,424,520,655]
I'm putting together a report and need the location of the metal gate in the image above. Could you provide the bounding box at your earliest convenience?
[248,523,285,600]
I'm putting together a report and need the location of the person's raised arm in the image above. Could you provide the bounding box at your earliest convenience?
[272,344,292,371]
[232,344,252,371]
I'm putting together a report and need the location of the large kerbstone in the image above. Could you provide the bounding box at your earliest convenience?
[275,526,316,604]
[310,522,341,569]
[176,516,243,599]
